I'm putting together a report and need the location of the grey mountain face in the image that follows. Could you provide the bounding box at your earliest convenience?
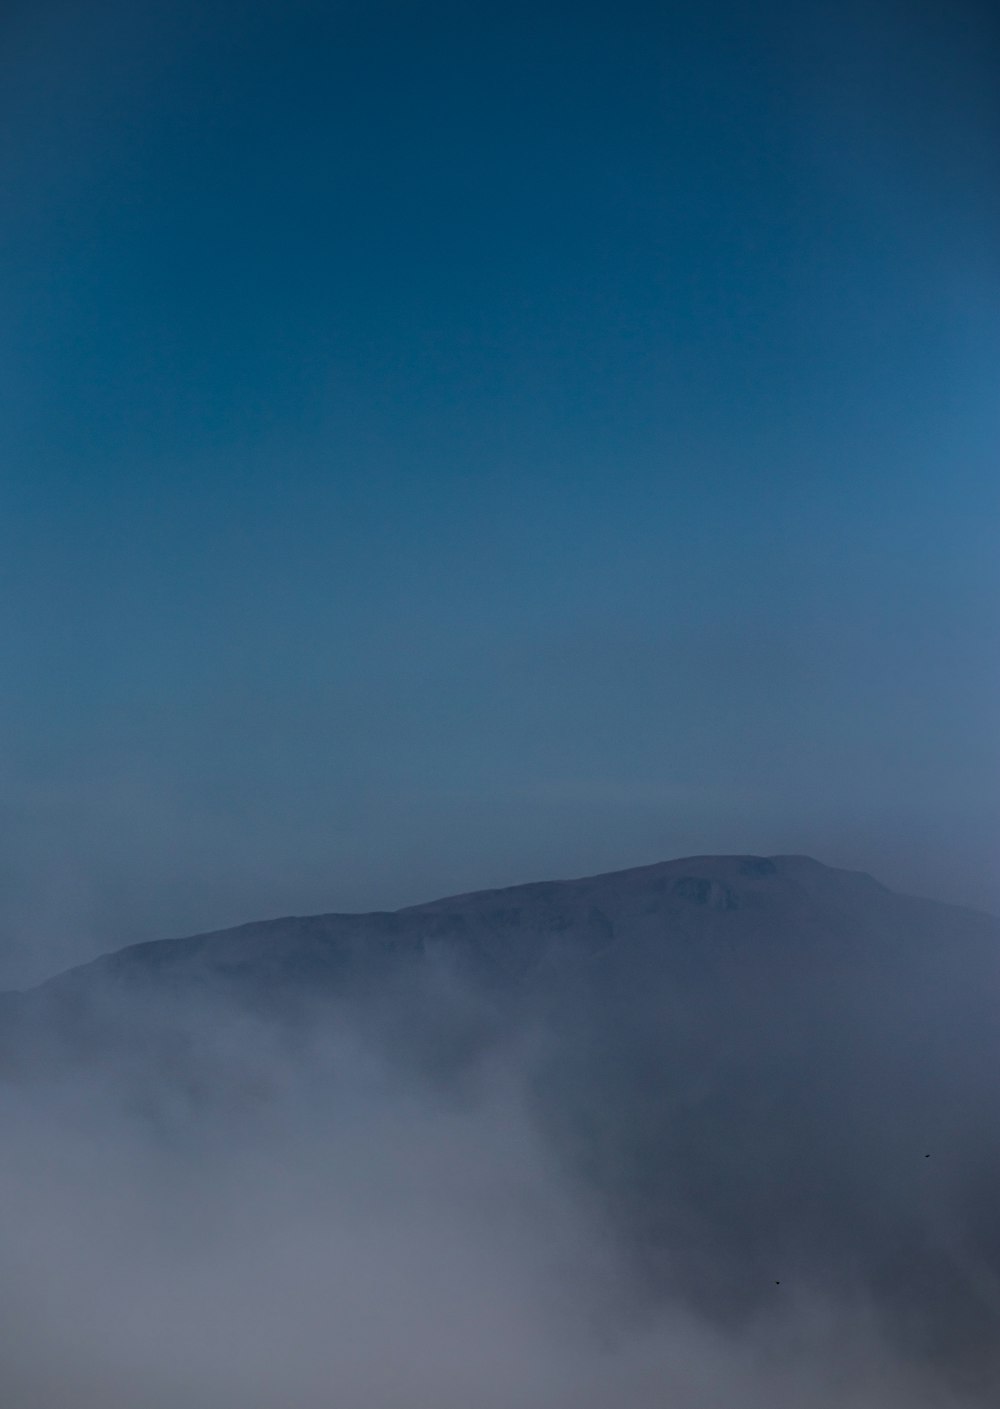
[3,854,1000,1399]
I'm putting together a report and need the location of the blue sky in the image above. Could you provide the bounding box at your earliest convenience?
[2,0,998,980]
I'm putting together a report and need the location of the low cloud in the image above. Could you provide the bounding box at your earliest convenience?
[0,978,982,1408]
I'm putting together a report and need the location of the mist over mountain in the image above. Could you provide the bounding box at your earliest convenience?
[0,853,997,1405]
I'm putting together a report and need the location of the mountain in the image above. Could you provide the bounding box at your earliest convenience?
[3,853,1000,1397]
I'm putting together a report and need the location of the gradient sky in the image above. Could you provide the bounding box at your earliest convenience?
[2,0,998,982]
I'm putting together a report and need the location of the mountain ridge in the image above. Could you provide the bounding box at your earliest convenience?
[9,852,994,1000]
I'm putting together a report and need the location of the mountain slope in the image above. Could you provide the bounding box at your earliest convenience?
[3,853,1000,1395]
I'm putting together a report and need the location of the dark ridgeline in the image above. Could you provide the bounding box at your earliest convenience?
[2,854,999,1396]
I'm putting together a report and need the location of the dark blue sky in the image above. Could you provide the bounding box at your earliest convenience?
[2,0,998,980]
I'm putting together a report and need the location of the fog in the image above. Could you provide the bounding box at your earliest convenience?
[0,963,984,1408]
